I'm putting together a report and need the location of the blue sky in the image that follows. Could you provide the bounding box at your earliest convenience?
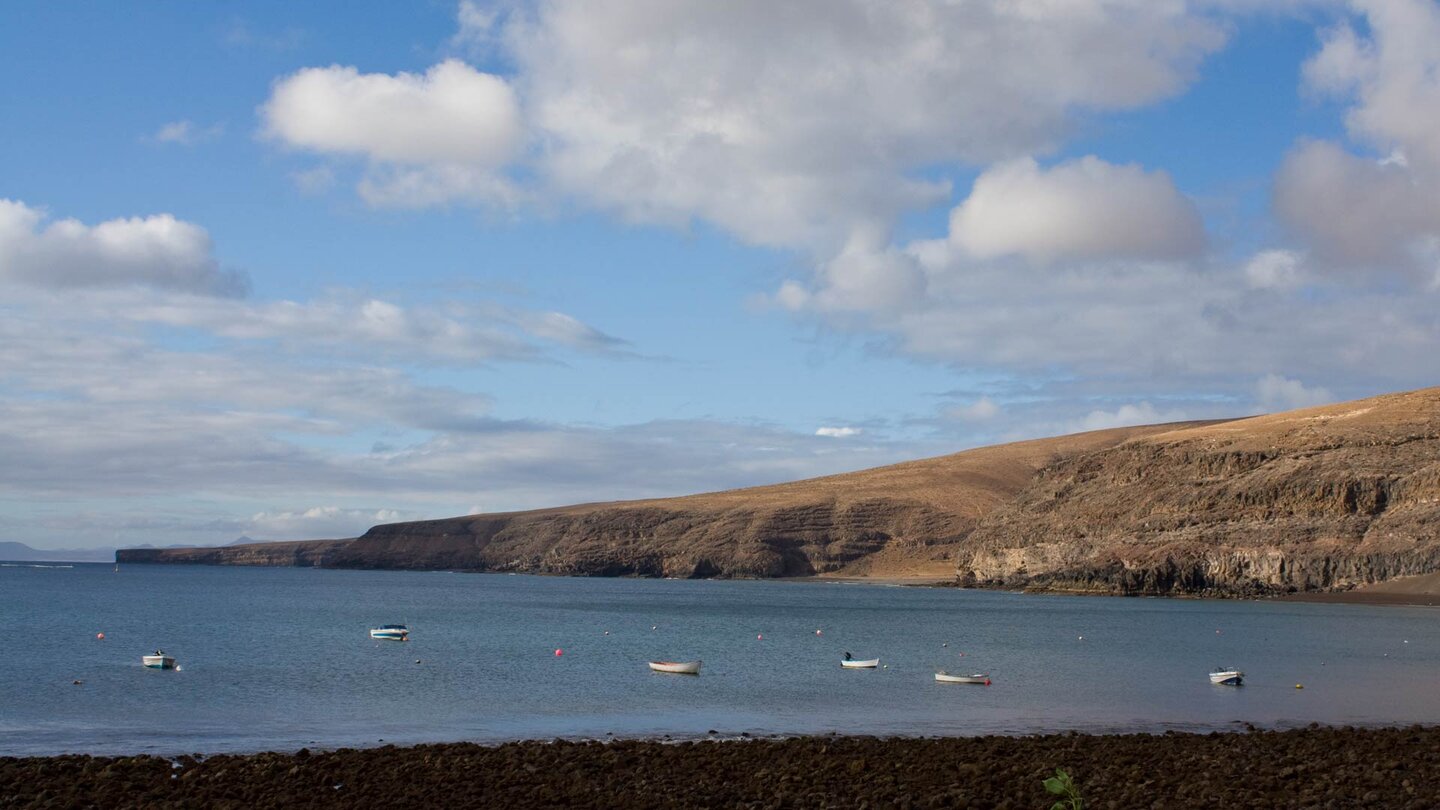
[3,0,1438,549]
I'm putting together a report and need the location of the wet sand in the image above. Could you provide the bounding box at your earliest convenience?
[6,726,1440,808]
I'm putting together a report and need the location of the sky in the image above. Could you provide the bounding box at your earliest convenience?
[2,0,1438,550]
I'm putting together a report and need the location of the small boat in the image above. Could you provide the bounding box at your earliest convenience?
[142,650,177,670]
[369,624,409,641]
[1210,667,1243,685]
[935,671,990,684]
[841,657,880,669]
[648,660,702,675]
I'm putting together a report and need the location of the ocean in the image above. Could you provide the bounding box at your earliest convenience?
[4,562,1440,757]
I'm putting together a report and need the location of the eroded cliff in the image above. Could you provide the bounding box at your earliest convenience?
[958,388,1440,596]
[116,421,1198,579]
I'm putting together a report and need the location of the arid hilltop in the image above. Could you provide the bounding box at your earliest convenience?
[119,386,1440,596]
[117,420,1207,580]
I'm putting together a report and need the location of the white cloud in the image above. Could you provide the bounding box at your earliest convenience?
[505,0,1225,248]
[264,1,1228,241]
[261,60,523,206]
[149,120,223,146]
[1256,373,1334,412]
[246,506,410,539]
[1075,402,1190,432]
[0,198,247,295]
[1274,139,1438,270]
[815,426,862,438]
[1244,249,1307,289]
[949,157,1206,263]
[1275,0,1440,275]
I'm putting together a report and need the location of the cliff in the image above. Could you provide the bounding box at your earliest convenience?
[116,421,1201,578]
[958,387,1440,596]
[119,386,1440,596]
[118,539,351,567]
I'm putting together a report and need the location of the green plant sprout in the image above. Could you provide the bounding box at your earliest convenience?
[1043,768,1084,810]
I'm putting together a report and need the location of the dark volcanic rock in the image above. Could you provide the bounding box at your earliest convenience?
[6,727,1440,808]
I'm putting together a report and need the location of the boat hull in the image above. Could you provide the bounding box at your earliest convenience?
[1210,671,1243,685]
[841,658,880,668]
[935,672,989,684]
[648,660,702,675]
[369,628,409,641]
[142,655,176,670]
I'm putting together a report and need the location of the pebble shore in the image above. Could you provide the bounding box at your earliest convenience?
[5,726,1439,808]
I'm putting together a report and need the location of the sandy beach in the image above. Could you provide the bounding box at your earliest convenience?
[6,726,1440,808]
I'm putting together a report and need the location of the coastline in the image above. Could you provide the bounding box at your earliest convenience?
[6,726,1438,808]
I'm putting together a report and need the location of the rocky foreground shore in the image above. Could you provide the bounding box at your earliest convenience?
[7,726,1440,808]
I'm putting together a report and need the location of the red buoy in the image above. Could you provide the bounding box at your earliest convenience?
[554,648,563,656]
[95,632,105,640]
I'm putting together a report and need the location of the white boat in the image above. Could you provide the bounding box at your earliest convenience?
[935,671,990,684]
[841,657,880,668]
[648,660,702,674]
[142,651,177,669]
[1209,668,1243,685]
[369,624,409,641]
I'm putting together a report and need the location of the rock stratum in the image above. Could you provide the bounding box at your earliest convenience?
[118,386,1440,596]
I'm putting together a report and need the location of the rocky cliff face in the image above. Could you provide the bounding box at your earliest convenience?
[958,389,1440,596]
[115,421,1197,579]
[117,540,351,567]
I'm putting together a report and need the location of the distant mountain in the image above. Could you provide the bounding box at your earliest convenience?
[0,541,116,563]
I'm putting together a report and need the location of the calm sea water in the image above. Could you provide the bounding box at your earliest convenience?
[4,562,1440,757]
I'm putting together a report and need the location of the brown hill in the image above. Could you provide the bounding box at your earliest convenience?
[117,420,1210,578]
[958,386,1440,595]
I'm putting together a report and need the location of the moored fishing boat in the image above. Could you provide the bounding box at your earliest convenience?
[935,671,989,684]
[369,624,409,641]
[142,650,177,669]
[648,660,702,674]
[841,657,880,668]
[1209,667,1243,685]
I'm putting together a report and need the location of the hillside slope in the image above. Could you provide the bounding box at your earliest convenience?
[117,421,1206,578]
[958,387,1440,595]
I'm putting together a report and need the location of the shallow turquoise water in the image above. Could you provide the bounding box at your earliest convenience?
[4,562,1440,756]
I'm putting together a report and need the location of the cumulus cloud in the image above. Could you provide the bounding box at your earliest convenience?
[0,199,247,295]
[261,60,523,205]
[1244,249,1307,289]
[949,157,1206,263]
[1256,374,1335,412]
[263,0,1228,242]
[815,426,862,438]
[1075,402,1192,432]
[505,0,1225,248]
[246,506,410,539]
[1274,140,1438,271]
[1275,0,1440,276]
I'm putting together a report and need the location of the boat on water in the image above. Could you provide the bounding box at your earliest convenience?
[648,660,702,675]
[142,650,177,669]
[935,671,990,684]
[841,653,879,668]
[1210,667,1243,685]
[369,624,410,641]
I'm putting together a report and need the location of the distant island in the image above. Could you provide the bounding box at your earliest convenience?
[119,386,1440,599]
